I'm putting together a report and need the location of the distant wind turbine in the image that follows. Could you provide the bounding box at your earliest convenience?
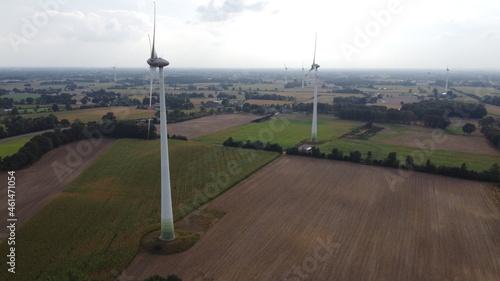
[301,63,305,88]
[147,2,175,241]
[284,63,289,84]
[303,34,320,142]
[113,64,117,84]
[443,66,450,95]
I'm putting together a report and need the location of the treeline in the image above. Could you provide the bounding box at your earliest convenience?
[245,91,295,101]
[0,119,157,170]
[286,147,500,183]
[400,99,487,119]
[83,89,120,104]
[223,137,283,153]
[479,116,500,148]
[0,97,14,109]
[284,80,303,89]
[39,93,76,105]
[333,95,377,105]
[11,87,62,95]
[1,115,63,139]
[333,99,487,129]
[332,88,364,94]
[482,95,500,106]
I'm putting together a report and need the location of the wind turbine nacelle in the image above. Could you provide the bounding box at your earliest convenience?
[147,58,169,68]
[311,63,320,70]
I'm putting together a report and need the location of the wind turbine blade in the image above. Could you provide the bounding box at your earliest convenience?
[151,2,158,60]
[313,34,317,65]
[302,69,313,88]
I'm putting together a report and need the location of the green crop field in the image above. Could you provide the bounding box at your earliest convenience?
[198,114,498,172]
[196,114,362,149]
[318,139,497,172]
[0,136,32,158]
[20,106,152,123]
[1,93,39,101]
[0,139,279,281]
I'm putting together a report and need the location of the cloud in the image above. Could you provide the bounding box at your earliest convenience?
[48,10,149,43]
[196,0,267,22]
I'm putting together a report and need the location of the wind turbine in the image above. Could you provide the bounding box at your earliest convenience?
[113,64,117,84]
[147,2,175,241]
[284,63,289,84]
[301,63,305,88]
[443,66,450,95]
[304,34,320,142]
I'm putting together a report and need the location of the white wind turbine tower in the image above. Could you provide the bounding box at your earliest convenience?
[147,3,175,241]
[301,63,305,88]
[113,64,117,84]
[443,66,450,95]
[303,35,320,142]
[284,63,289,84]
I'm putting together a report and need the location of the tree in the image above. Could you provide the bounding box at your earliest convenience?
[102,112,116,122]
[10,108,19,115]
[349,151,362,163]
[462,123,476,135]
[26,97,34,104]
[60,119,70,127]
[384,152,399,167]
[478,116,495,128]
[52,103,60,112]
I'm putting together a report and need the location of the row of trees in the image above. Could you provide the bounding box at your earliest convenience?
[1,114,66,138]
[285,147,500,183]
[244,91,295,101]
[479,116,500,148]
[223,137,283,153]
[482,95,500,106]
[333,95,377,105]
[0,116,157,170]
[331,99,487,129]
[400,99,487,119]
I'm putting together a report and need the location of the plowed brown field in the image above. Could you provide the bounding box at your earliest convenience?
[0,139,115,241]
[164,114,259,139]
[122,156,500,281]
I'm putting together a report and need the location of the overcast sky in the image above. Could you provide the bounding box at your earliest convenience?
[1,0,499,70]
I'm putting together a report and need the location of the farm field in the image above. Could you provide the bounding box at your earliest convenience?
[0,138,116,241]
[122,156,500,281]
[0,136,32,158]
[316,122,500,171]
[0,139,279,281]
[319,138,499,172]
[20,106,151,122]
[486,104,500,117]
[196,114,362,149]
[198,113,499,172]
[166,113,260,139]
[454,86,499,98]
[371,123,498,154]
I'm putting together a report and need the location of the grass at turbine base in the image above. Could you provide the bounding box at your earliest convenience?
[302,140,324,145]
[140,208,226,255]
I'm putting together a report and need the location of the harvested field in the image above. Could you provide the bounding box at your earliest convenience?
[372,123,500,156]
[0,138,115,241]
[122,156,500,281]
[165,113,260,139]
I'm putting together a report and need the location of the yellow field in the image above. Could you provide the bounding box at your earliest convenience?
[20,106,151,122]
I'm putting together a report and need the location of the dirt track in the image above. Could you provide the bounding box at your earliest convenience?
[122,156,500,281]
[164,114,259,140]
[0,138,115,241]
